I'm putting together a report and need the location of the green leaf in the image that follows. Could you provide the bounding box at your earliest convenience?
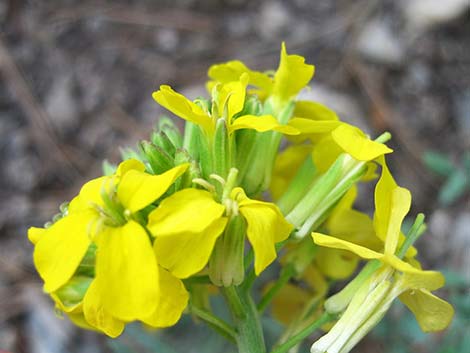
[438,168,468,206]
[423,151,456,177]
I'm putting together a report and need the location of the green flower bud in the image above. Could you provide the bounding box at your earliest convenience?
[209,215,246,287]
[140,140,174,174]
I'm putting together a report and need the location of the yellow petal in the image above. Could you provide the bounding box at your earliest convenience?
[34,211,95,292]
[384,187,411,255]
[230,115,299,135]
[399,289,454,332]
[270,144,313,200]
[288,118,341,134]
[69,176,110,212]
[68,312,101,333]
[273,43,315,102]
[154,217,228,278]
[234,187,293,275]
[116,158,146,177]
[312,135,344,173]
[303,265,328,297]
[270,282,312,325]
[117,164,189,213]
[327,208,381,250]
[385,255,445,291]
[374,157,413,256]
[315,248,359,280]
[94,220,159,321]
[207,60,273,94]
[332,124,393,161]
[147,188,225,236]
[328,186,357,218]
[142,267,189,327]
[216,73,248,120]
[70,159,145,213]
[294,100,339,121]
[312,232,383,260]
[28,226,45,245]
[153,85,214,134]
[83,279,125,338]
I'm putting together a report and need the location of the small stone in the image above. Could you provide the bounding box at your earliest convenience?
[407,62,431,91]
[450,212,470,280]
[356,19,405,65]
[0,324,16,352]
[0,195,31,229]
[24,285,74,353]
[401,0,470,32]
[155,28,179,52]
[226,13,253,38]
[454,90,470,146]
[427,209,453,259]
[45,76,79,135]
[452,212,470,247]
[4,156,39,192]
[256,1,291,40]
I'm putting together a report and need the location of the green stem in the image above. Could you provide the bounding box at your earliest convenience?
[258,264,296,313]
[191,305,237,343]
[270,312,334,353]
[223,286,266,353]
[396,213,425,259]
[183,275,211,285]
[242,269,256,294]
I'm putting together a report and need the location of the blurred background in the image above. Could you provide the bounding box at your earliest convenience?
[0,0,469,352]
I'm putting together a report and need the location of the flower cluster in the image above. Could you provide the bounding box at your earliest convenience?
[28,43,453,353]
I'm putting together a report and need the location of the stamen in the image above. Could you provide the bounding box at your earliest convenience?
[209,174,226,186]
[192,178,216,193]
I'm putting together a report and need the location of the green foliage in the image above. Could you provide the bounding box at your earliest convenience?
[423,151,470,206]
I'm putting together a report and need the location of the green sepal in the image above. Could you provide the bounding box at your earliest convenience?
[151,130,177,158]
[119,147,142,161]
[196,129,213,180]
[174,148,199,190]
[209,215,246,287]
[102,160,117,176]
[235,128,257,183]
[139,140,174,174]
[239,100,296,196]
[76,244,97,277]
[277,154,317,214]
[235,94,263,118]
[213,118,231,181]
[194,97,212,115]
[287,155,345,230]
[157,116,183,149]
[288,154,367,238]
[55,275,93,308]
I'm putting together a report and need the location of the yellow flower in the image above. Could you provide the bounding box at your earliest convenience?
[148,187,293,279]
[314,187,382,280]
[207,42,314,105]
[153,74,298,138]
[269,265,327,325]
[30,159,190,337]
[311,157,453,335]
[309,124,393,174]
